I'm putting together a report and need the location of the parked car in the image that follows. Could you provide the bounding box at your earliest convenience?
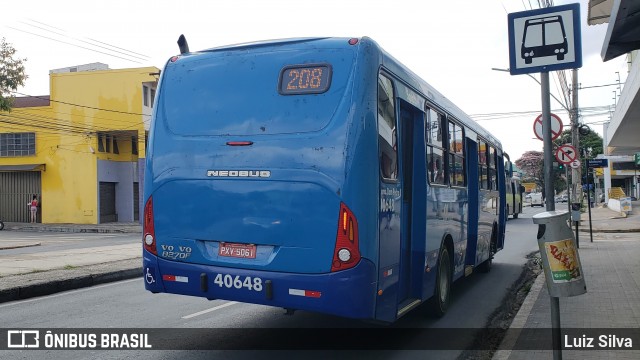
[530,192,544,207]
[560,194,568,203]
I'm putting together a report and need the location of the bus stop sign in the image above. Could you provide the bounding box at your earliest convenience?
[508,3,582,75]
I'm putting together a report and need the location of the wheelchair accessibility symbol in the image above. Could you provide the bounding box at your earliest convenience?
[145,268,155,284]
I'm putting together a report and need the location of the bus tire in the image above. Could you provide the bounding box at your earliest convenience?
[506,205,510,220]
[513,212,518,219]
[477,254,492,273]
[428,245,451,317]
[478,226,497,273]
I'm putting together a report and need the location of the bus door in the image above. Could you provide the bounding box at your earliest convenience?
[397,102,426,313]
[510,180,517,214]
[464,138,480,266]
[496,153,506,250]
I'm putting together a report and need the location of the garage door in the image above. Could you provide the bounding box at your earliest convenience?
[133,182,139,222]
[99,182,117,223]
[0,171,42,222]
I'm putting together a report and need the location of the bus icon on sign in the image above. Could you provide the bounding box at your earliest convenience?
[521,15,567,64]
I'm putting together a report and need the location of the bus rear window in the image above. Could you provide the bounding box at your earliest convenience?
[161,50,352,136]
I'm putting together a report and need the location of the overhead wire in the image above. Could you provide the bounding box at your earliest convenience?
[6,26,144,64]
[0,107,146,141]
[5,107,133,133]
[12,92,151,116]
[23,19,150,62]
[470,104,616,121]
[12,107,145,127]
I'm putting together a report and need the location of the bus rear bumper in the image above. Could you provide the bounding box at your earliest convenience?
[143,252,377,319]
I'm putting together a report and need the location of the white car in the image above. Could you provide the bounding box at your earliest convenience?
[530,193,544,207]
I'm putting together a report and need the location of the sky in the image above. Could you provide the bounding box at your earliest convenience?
[2,0,629,160]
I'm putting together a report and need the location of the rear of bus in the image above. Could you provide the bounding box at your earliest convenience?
[142,38,379,319]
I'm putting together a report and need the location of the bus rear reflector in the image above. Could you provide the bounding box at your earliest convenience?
[331,202,360,272]
[289,289,322,298]
[143,196,157,255]
[163,274,188,283]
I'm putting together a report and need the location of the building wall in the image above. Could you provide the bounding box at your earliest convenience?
[0,65,158,223]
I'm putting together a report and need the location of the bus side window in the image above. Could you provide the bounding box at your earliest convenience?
[448,120,465,187]
[488,146,497,190]
[378,74,397,180]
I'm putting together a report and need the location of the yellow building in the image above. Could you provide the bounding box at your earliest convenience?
[0,63,158,224]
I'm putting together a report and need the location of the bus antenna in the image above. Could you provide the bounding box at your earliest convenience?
[177,34,190,54]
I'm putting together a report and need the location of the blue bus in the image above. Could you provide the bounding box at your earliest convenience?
[143,37,507,323]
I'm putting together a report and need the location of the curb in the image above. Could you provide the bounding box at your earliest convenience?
[1,223,142,234]
[578,228,640,233]
[0,267,142,304]
[0,242,41,250]
[6,227,141,234]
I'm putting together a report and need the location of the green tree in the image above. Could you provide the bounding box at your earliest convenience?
[0,38,28,112]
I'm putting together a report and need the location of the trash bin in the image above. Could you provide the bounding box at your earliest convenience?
[532,210,587,297]
[571,203,581,222]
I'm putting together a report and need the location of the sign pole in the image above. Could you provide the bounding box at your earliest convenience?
[542,72,555,213]
[541,71,562,360]
[586,159,594,242]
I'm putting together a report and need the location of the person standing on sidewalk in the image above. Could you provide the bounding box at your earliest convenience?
[29,195,38,223]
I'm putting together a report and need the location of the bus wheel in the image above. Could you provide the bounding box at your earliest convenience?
[506,205,510,220]
[513,211,519,219]
[428,245,451,317]
[478,228,497,273]
[477,254,492,273]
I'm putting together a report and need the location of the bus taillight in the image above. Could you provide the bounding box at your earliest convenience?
[143,196,157,255]
[331,202,360,272]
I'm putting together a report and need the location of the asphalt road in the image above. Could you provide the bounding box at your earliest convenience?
[0,207,545,360]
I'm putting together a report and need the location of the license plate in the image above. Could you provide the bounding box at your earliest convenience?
[218,242,256,259]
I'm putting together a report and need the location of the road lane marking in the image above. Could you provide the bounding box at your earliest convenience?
[182,301,238,319]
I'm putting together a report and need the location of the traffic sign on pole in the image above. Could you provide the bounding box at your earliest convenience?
[555,144,577,164]
[587,159,608,168]
[570,159,581,169]
[534,113,563,141]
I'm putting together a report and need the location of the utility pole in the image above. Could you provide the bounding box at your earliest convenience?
[571,69,581,205]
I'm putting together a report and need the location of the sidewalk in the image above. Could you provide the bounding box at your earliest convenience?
[494,201,640,358]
